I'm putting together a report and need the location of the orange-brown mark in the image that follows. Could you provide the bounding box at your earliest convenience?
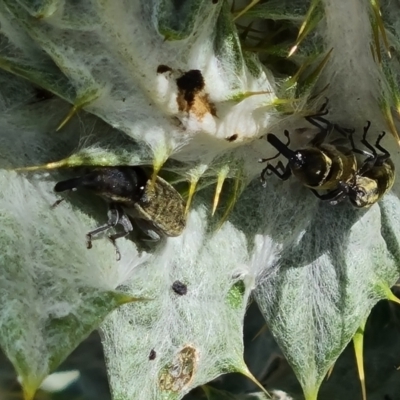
[176,70,216,119]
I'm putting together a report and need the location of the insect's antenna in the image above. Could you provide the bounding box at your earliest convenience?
[259,131,290,163]
[265,131,295,160]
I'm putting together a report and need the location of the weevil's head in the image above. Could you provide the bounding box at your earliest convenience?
[54,167,148,203]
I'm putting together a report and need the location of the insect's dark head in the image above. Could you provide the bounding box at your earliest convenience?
[54,167,148,203]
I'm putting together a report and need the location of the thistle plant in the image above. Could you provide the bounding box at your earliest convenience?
[1,1,400,400]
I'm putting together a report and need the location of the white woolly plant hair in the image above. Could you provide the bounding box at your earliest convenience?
[0,1,400,400]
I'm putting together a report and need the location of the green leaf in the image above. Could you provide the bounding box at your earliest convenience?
[0,1,77,102]
[155,0,220,41]
[244,180,400,399]
[101,206,253,400]
[240,0,308,22]
[0,143,147,399]
[203,385,242,399]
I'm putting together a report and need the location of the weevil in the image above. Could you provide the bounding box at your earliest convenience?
[54,166,186,260]
[311,121,395,208]
[260,107,395,208]
[260,106,359,194]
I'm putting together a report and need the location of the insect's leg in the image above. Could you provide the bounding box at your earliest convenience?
[359,121,378,156]
[134,219,162,241]
[305,113,333,146]
[355,120,391,168]
[260,161,291,184]
[356,157,376,176]
[307,97,330,120]
[309,184,348,205]
[374,131,391,165]
[375,131,389,155]
[328,190,350,206]
[343,126,373,158]
[304,99,332,143]
[318,97,329,113]
[334,121,372,158]
[86,204,121,250]
[334,124,355,137]
[108,212,134,261]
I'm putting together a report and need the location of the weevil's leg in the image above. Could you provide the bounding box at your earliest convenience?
[308,122,333,146]
[318,97,329,113]
[309,185,347,204]
[375,131,389,155]
[274,160,287,174]
[305,106,330,123]
[357,121,391,168]
[305,110,333,146]
[328,190,350,206]
[260,161,291,183]
[359,121,378,156]
[304,98,332,143]
[374,131,391,165]
[334,124,355,137]
[309,188,347,205]
[85,204,121,250]
[135,219,162,241]
[108,212,134,261]
[356,156,377,176]
[334,121,372,159]
[307,97,330,119]
[344,126,374,158]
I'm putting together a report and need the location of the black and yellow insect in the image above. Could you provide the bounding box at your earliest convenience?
[313,121,395,208]
[260,110,395,208]
[260,107,359,194]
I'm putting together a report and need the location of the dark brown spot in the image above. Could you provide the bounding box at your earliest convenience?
[226,134,238,142]
[149,349,157,360]
[157,65,172,74]
[29,87,54,104]
[172,280,187,295]
[212,0,218,3]
[176,70,204,108]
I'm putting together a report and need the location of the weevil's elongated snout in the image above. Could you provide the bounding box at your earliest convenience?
[54,176,86,192]
[53,167,149,203]
[266,133,295,160]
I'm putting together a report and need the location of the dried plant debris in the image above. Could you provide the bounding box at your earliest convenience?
[159,346,198,393]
